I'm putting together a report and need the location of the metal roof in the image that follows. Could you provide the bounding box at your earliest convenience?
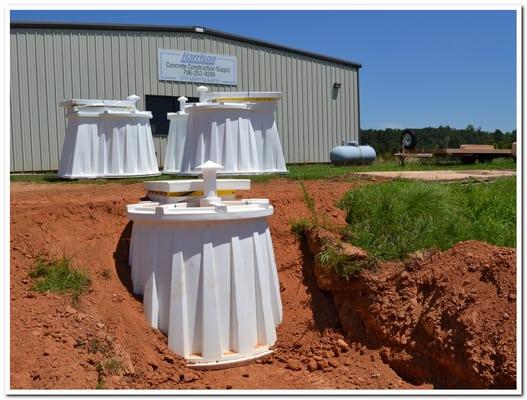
[11,21,362,69]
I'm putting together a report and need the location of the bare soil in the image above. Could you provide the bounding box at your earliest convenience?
[10,177,516,390]
[305,228,516,389]
[355,169,515,182]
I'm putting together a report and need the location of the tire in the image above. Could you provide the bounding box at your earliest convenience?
[401,129,417,150]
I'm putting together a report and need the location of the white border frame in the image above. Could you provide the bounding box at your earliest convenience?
[2,2,523,397]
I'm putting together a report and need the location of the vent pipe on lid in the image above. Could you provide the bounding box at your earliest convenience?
[197,86,209,102]
[197,160,223,206]
[178,96,188,113]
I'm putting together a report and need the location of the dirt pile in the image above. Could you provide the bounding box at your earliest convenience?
[305,229,516,389]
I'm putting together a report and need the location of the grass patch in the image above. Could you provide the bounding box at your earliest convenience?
[11,158,516,184]
[290,218,315,239]
[286,157,516,180]
[10,172,182,185]
[95,362,105,389]
[298,180,318,222]
[29,257,91,304]
[103,358,122,375]
[316,244,377,279]
[87,339,109,355]
[95,357,122,389]
[338,177,516,260]
[289,180,322,238]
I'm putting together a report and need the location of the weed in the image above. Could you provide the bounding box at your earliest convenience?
[290,218,314,239]
[316,244,377,279]
[29,257,91,304]
[103,358,122,375]
[298,181,318,222]
[95,362,105,389]
[338,177,516,260]
[87,339,109,355]
[94,357,122,388]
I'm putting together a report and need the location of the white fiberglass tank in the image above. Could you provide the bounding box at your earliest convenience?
[127,161,282,368]
[57,95,160,179]
[163,97,189,175]
[164,86,287,175]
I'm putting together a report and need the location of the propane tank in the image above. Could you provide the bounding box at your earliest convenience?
[330,141,376,165]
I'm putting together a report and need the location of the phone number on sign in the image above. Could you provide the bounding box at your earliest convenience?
[183,70,216,77]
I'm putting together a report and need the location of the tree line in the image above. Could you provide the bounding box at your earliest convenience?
[359,125,516,155]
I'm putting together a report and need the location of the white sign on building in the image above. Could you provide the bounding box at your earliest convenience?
[158,49,237,85]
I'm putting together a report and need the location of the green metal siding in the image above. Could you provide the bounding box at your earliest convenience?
[10,27,360,172]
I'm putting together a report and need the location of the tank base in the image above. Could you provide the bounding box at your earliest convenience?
[58,172,161,179]
[167,170,288,176]
[186,347,273,370]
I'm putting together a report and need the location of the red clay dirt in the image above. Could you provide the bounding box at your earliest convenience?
[306,228,516,389]
[9,177,516,390]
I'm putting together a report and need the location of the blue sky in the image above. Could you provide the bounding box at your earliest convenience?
[11,10,517,132]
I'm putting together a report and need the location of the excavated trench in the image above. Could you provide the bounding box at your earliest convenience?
[301,227,517,389]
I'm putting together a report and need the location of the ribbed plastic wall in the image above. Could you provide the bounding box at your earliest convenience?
[57,98,160,179]
[128,216,282,367]
[163,112,189,174]
[166,95,287,175]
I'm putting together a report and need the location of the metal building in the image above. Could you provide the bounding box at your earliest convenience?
[10,22,361,173]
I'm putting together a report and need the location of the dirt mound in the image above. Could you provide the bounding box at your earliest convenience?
[305,232,516,389]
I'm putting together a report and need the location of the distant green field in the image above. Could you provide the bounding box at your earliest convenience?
[10,157,516,184]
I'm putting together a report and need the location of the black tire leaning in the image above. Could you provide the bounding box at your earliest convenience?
[401,129,417,150]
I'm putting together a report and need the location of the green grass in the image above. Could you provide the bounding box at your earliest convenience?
[10,172,178,184]
[298,180,319,222]
[29,257,91,303]
[287,157,516,180]
[103,358,122,375]
[87,339,109,355]
[95,362,105,389]
[338,177,516,260]
[11,158,516,184]
[290,218,314,239]
[316,244,377,280]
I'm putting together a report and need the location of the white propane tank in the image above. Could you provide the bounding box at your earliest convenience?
[329,141,376,165]
[58,95,160,179]
[127,161,283,368]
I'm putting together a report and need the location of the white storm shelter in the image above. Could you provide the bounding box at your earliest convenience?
[57,95,160,179]
[163,87,287,175]
[127,161,283,368]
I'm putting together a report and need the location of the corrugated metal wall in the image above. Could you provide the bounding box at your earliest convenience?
[10,27,359,172]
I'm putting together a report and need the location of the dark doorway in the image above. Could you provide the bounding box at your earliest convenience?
[145,95,198,136]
